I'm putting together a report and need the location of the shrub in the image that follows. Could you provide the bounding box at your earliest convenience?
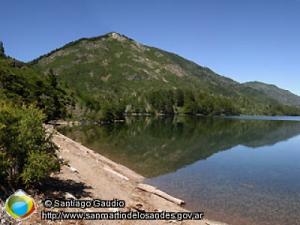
[0,102,60,186]
[21,150,60,185]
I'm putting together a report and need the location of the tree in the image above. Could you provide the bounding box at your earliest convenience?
[0,102,60,187]
[0,41,4,56]
[34,69,71,121]
[48,69,58,88]
[175,89,184,107]
[183,90,198,114]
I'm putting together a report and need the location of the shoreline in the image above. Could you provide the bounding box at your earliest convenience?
[25,125,228,225]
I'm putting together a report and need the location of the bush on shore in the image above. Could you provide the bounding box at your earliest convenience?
[0,102,60,188]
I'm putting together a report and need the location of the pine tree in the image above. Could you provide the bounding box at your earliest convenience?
[0,41,5,56]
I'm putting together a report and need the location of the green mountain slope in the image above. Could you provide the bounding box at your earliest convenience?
[30,32,300,119]
[243,81,300,107]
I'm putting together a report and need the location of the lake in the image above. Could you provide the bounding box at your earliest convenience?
[59,116,300,225]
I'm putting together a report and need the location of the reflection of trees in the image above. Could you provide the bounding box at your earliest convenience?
[60,117,300,178]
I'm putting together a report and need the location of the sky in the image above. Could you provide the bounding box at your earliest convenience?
[1,0,300,95]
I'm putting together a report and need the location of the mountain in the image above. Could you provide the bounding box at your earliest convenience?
[243,81,300,107]
[28,32,300,119]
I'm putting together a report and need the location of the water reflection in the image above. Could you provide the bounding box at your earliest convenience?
[59,117,300,178]
[147,125,300,225]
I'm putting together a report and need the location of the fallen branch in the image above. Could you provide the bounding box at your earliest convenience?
[104,166,129,181]
[137,183,185,206]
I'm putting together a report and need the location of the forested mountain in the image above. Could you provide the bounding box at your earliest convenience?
[30,32,300,120]
[1,33,300,122]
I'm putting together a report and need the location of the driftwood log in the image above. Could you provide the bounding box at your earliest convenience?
[137,183,185,206]
[104,166,129,181]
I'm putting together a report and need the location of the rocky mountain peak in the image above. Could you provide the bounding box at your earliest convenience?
[107,32,128,42]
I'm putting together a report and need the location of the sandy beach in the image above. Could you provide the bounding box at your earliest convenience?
[14,126,228,225]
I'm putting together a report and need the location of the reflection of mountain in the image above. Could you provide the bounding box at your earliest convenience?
[59,117,300,177]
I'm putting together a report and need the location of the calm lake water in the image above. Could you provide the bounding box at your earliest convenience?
[59,116,300,225]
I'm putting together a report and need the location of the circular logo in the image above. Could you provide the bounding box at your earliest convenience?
[5,190,36,220]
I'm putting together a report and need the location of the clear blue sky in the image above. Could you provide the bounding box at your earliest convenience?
[1,0,300,94]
